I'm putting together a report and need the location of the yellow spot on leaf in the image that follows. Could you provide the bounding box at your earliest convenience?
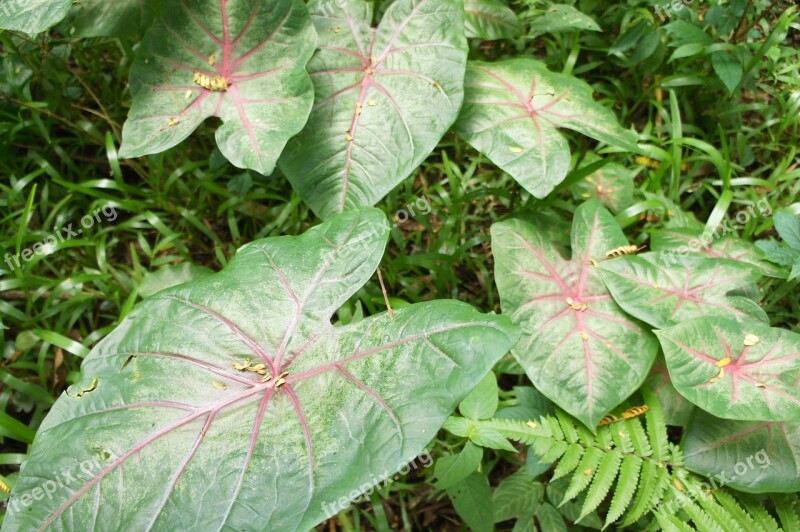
[368,99,377,106]
[526,421,538,429]
[212,381,227,390]
[580,331,589,341]
[508,146,523,153]
[583,469,593,475]
[185,89,192,100]
[744,334,759,346]
[345,134,353,141]
[208,54,216,66]
[193,71,229,92]
[716,357,731,368]
[673,478,684,491]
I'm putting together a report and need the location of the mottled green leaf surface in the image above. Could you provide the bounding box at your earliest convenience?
[657,317,800,422]
[279,0,467,219]
[455,59,637,198]
[0,0,71,33]
[683,409,800,494]
[4,209,518,531]
[120,0,316,175]
[572,158,634,213]
[642,357,694,426]
[599,252,767,329]
[651,227,785,278]
[492,201,658,429]
[464,0,521,40]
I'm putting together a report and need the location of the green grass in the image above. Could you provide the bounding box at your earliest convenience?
[1,0,799,528]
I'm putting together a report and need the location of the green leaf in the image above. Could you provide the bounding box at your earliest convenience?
[535,502,567,532]
[651,227,786,278]
[460,371,499,420]
[527,5,601,36]
[470,426,517,452]
[492,472,542,523]
[756,240,800,267]
[0,0,71,33]
[434,441,483,490]
[60,0,160,37]
[711,51,743,93]
[4,208,518,531]
[491,201,659,429]
[683,409,800,493]
[448,472,495,532]
[120,0,316,175]
[497,386,555,421]
[139,263,214,299]
[455,59,637,199]
[279,0,468,219]
[599,253,767,329]
[657,317,800,422]
[464,0,521,40]
[774,210,800,250]
[643,357,694,426]
[572,158,634,213]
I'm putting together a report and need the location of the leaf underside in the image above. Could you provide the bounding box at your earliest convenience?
[454,58,637,199]
[683,409,800,494]
[491,201,658,429]
[120,0,316,175]
[5,208,518,531]
[279,0,468,219]
[599,252,767,329]
[60,0,160,37]
[657,317,800,423]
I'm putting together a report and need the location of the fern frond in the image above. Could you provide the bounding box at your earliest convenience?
[453,401,798,530]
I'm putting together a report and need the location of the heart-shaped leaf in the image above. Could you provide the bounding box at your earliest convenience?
[4,208,518,531]
[650,227,785,278]
[0,0,71,33]
[491,201,658,429]
[464,0,521,40]
[454,59,638,199]
[656,317,800,422]
[120,0,316,175]
[682,409,800,494]
[60,0,160,37]
[279,0,468,219]
[598,252,767,329]
[642,356,694,426]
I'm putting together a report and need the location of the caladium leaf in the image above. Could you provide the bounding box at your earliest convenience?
[682,409,800,494]
[651,227,785,278]
[279,0,468,219]
[0,0,71,33]
[571,157,634,213]
[598,252,768,329]
[491,201,658,429]
[454,59,638,199]
[119,0,316,175]
[60,0,161,37]
[656,317,800,422]
[643,356,694,426]
[4,208,518,531]
[464,0,522,40]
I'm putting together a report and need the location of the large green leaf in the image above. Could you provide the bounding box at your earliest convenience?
[650,227,785,278]
[454,59,638,199]
[491,201,658,429]
[464,0,521,40]
[682,409,800,493]
[656,317,800,422]
[60,0,160,37]
[599,252,767,329]
[4,209,518,531]
[0,0,71,33]
[120,0,316,175]
[279,0,468,219]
